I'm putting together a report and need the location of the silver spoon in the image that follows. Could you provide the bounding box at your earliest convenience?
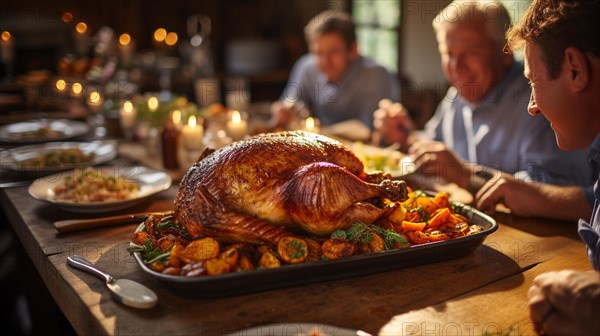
[67,255,158,309]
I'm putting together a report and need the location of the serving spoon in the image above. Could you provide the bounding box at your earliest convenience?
[67,255,158,309]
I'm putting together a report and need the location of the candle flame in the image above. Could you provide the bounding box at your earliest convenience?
[55,79,66,91]
[89,91,101,104]
[154,28,167,42]
[172,110,181,125]
[148,96,159,111]
[1,31,11,42]
[119,33,131,46]
[123,101,133,113]
[71,82,82,95]
[165,32,178,46]
[306,117,315,129]
[75,22,87,34]
[231,110,241,124]
[188,115,197,128]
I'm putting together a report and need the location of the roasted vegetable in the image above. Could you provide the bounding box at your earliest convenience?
[258,251,281,268]
[205,259,231,275]
[182,237,220,263]
[304,238,322,262]
[321,239,357,260]
[277,237,308,264]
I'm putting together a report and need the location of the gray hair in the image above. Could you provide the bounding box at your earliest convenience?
[433,0,512,50]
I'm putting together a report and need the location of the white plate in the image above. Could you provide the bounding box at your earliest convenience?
[0,140,118,175]
[28,166,172,213]
[347,142,416,178]
[321,119,371,142]
[226,323,367,336]
[0,119,89,143]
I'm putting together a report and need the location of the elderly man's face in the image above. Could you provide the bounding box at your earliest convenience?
[438,24,511,103]
[310,32,358,83]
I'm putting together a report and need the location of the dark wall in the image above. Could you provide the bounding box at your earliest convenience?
[0,0,332,75]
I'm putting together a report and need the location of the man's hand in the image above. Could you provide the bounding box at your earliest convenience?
[476,175,543,217]
[408,140,472,189]
[528,270,600,335]
[270,100,303,129]
[372,99,413,149]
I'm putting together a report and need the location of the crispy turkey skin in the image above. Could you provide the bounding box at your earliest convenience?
[175,131,407,245]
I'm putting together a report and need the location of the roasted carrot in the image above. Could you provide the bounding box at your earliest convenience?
[401,221,427,232]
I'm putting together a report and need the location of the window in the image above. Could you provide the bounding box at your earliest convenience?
[352,0,400,73]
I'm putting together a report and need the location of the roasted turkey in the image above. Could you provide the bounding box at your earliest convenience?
[175,131,408,246]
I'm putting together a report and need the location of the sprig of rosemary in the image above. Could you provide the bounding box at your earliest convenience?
[127,238,169,264]
[331,221,410,250]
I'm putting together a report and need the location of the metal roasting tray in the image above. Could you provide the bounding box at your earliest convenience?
[132,203,497,298]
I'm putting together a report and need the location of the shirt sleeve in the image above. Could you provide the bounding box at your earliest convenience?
[280,55,312,104]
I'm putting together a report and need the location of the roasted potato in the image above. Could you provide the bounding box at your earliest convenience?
[258,251,281,268]
[304,238,322,262]
[277,237,308,264]
[205,258,231,275]
[219,246,239,268]
[182,237,220,263]
[359,233,385,253]
[234,255,255,271]
[321,239,357,260]
[157,235,177,252]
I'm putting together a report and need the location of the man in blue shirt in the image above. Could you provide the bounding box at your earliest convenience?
[272,10,399,129]
[485,1,600,335]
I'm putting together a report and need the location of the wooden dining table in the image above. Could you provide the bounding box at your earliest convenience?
[0,144,593,336]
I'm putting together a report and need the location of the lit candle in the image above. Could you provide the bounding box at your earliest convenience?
[227,110,248,141]
[182,115,204,150]
[119,100,137,129]
[118,33,135,68]
[0,31,15,64]
[71,82,83,99]
[164,32,178,48]
[303,117,320,133]
[171,109,182,130]
[73,22,89,55]
[87,90,104,112]
[55,79,67,96]
[147,96,159,112]
[153,28,167,49]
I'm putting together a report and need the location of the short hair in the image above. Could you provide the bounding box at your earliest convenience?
[507,0,600,80]
[432,0,512,51]
[304,10,356,49]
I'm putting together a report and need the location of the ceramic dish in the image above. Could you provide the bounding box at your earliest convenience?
[28,166,172,213]
[0,119,89,143]
[226,323,364,336]
[131,203,497,298]
[0,140,117,175]
[347,142,416,178]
